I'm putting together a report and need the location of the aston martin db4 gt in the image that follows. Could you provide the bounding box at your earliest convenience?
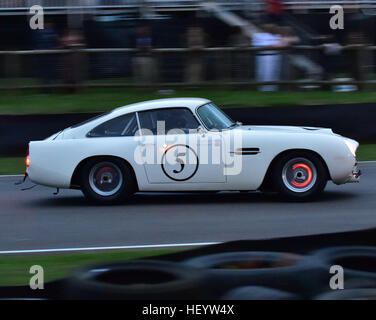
[26,98,360,203]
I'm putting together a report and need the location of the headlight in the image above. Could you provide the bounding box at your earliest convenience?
[344,138,359,157]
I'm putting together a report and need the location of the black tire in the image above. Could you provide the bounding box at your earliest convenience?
[183,251,326,298]
[314,278,376,300]
[79,157,136,204]
[311,246,376,285]
[315,288,376,300]
[272,151,327,201]
[221,286,300,300]
[63,260,212,300]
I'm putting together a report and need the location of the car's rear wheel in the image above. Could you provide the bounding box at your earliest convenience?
[80,157,136,204]
[272,151,327,201]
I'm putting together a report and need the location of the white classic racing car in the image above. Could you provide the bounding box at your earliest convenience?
[26,98,360,203]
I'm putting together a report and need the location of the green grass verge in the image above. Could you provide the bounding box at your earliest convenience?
[356,144,376,161]
[0,248,181,286]
[0,157,25,175]
[1,144,375,175]
[1,88,376,114]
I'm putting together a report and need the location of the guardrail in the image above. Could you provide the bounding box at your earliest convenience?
[1,0,376,13]
[0,45,373,89]
[0,0,250,11]
[0,44,373,54]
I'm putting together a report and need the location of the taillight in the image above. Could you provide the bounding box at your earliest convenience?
[26,146,30,167]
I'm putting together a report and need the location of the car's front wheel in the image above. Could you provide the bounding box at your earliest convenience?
[272,151,327,201]
[80,157,136,204]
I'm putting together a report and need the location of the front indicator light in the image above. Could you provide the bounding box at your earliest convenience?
[26,156,30,167]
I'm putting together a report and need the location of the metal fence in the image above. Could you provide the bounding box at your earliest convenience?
[1,0,376,14]
[0,45,374,90]
[0,0,250,11]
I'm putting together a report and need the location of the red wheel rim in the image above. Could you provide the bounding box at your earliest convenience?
[282,157,317,193]
[290,163,313,188]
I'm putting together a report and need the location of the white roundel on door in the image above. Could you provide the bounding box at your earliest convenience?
[161,144,199,181]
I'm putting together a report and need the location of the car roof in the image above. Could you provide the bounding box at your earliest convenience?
[112,97,211,115]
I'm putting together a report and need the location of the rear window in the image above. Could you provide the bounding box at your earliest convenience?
[87,113,138,137]
[70,112,111,129]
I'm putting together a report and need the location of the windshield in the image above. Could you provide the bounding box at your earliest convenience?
[196,103,234,130]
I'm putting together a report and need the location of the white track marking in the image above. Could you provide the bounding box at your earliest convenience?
[0,242,220,255]
[0,174,24,178]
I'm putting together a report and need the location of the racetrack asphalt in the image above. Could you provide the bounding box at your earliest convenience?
[0,162,375,252]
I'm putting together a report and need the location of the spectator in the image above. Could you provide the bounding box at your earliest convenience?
[32,22,59,87]
[264,0,284,24]
[279,27,323,85]
[279,26,299,47]
[61,28,86,93]
[279,26,300,82]
[185,26,206,84]
[346,32,371,87]
[252,24,282,91]
[320,34,343,79]
[132,25,157,85]
[228,26,250,81]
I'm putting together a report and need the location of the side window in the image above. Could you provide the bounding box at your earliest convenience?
[87,113,138,137]
[138,108,199,135]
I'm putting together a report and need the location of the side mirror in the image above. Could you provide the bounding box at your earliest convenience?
[236,121,243,126]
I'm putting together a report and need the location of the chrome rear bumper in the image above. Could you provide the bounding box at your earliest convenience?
[346,164,361,183]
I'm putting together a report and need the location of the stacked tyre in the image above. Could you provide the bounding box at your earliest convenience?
[63,260,213,300]
[310,246,376,299]
[62,246,376,299]
[183,251,327,299]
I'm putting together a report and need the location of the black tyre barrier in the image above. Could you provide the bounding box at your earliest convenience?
[344,278,376,289]
[221,286,300,300]
[311,246,376,287]
[3,102,376,157]
[62,259,213,300]
[315,288,376,300]
[2,228,376,299]
[183,251,327,298]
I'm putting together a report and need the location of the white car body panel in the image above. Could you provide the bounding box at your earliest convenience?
[26,98,359,191]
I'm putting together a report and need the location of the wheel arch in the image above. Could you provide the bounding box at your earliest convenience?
[259,148,331,191]
[70,155,139,191]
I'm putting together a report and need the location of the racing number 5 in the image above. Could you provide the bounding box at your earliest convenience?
[173,152,186,174]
